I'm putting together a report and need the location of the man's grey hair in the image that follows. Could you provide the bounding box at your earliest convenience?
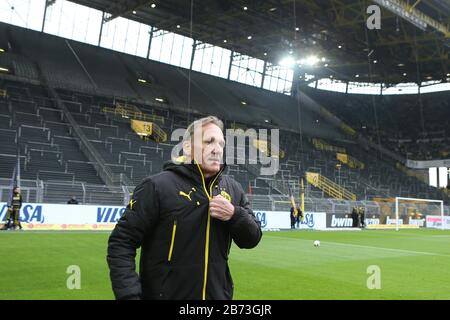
[183,116,224,142]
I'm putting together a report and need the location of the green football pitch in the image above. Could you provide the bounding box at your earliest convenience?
[1,229,449,300]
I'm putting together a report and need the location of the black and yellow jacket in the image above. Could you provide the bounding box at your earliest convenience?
[107,161,262,300]
[11,192,22,209]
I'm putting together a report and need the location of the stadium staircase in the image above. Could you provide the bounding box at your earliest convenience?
[0,22,448,204]
[305,172,356,201]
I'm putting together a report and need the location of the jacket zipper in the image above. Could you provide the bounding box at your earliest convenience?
[195,161,224,300]
[167,220,177,262]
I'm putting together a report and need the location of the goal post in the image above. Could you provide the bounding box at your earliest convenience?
[395,197,444,231]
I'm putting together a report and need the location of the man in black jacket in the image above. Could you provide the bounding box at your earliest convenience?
[67,196,79,204]
[107,116,262,300]
[359,206,366,228]
[351,207,359,228]
[290,206,297,229]
[1,187,23,230]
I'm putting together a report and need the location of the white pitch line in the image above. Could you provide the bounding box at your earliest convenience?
[320,241,450,258]
[267,235,450,257]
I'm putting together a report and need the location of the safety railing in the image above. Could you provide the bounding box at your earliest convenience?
[306,171,356,201]
[312,138,346,153]
[49,88,119,186]
[336,152,365,169]
[103,103,165,124]
[1,178,449,216]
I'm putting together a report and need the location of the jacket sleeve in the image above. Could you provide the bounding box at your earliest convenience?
[228,182,262,249]
[107,178,159,300]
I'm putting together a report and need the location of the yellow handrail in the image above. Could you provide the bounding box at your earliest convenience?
[130,119,167,142]
[252,139,285,159]
[336,153,365,169]
[102,103,165,124]
[312,138,346,153]
[306,172,356,201]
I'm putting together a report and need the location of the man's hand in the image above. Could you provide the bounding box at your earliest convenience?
[209,195,235,221]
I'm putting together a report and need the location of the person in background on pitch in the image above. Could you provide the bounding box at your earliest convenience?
[107,116,262,300]
[67,196,79,204]
[290,206,297,229]
[359,206,366,228]
[351,206,359,228]
[1,187,23,230]
[295,207,303,229]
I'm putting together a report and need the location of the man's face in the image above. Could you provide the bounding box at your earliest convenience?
[191,123,225,177]
[14,188,20,193]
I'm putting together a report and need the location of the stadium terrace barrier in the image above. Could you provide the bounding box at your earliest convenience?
[102,103,165,124]
[0,179,448,218]
[312,138,346,153]
[336,153,365,169]
[131,119,167,143]
[306,172,357,201]
[406,158,450,169]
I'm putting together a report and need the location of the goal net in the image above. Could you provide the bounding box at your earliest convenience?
[392,197,446,231]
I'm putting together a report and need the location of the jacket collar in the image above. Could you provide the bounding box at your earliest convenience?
[163,160,226,185]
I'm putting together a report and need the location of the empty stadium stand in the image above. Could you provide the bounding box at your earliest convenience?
[0,22,448,206]
[303,86,450,161]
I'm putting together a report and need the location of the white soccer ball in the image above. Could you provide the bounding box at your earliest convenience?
[314,240,320,247]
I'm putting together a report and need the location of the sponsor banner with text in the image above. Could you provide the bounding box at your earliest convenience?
[21,223,116,230]
[254,211,326,230]
[426,215,450,229]
[0,202,125,225]
[1,202,328,231]
[326,213,380,228]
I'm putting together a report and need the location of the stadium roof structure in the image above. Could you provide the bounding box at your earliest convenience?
[68,0,450,85]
